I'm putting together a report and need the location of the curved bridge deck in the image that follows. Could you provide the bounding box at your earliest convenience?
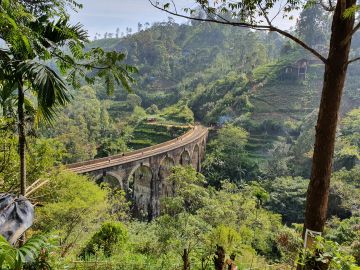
[67,125,208,174]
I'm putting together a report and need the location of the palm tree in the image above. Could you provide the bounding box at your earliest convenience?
[0,1,136,196]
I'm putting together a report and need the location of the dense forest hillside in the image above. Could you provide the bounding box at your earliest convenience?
[85,20,360,177]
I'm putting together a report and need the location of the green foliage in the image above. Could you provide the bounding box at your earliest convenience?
[33,171,110,257]
[160,102,194,124]
[203,124,259,186]
[163,166,207,214]
[327,166,360,219]
[335,108,360,169]
[326,217,360,245]
[18,60,70,123]
[297,236,357,270]
[96,137,128,158]
[106,189,131,221]
[331,165,360,188]
[41,85,135,162]
[87,167,285,269]
[145,104,160,114]
[261,141,292,179]
[275,227,303,266]
[0,127,65,192]
[0,235,46,270]
[263,167,360,225]
[0,0,137,205]
[41,86,101,162]
[128,118,190,150]
[259,108,360,180]
[190,72,249,123]
[127,168,284,268]
[79,222,128,258]
[264,176,308,224]
[296,5,328,46]
[208,225,241,255]
[127,94,142,109]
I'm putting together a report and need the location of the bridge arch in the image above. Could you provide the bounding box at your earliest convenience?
[94,171,123,189]
[158,155,175,197]
[180,149,191,166]
[192,144,200,171]
[128,164,153,219]
[127,162,151,183]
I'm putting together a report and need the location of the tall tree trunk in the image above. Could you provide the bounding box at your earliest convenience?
[182,248,190,270]
[303,0,355,241]
[18,79,26,196]
[213,245,225,270]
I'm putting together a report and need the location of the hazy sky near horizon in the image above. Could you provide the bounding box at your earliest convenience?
[71,0,297,39]
[70,0,190,38]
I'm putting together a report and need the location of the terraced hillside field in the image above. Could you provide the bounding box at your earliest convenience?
[246,61,359,163]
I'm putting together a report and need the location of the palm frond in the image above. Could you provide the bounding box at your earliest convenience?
[31,17,88,49]
[18,60,72,123]
[0,235,46,269]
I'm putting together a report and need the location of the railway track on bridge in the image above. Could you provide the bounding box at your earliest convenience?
[67,125,208,174]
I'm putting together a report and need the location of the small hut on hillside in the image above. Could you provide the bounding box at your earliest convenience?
[280,58,309,81]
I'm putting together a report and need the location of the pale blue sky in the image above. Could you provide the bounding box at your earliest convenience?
[71,0,190,39]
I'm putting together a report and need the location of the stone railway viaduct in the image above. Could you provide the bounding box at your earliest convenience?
[67,125,208,220]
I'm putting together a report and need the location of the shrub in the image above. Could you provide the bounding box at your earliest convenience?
[146,104,160,114]
[297,236,357,270]
[79,222,128,258]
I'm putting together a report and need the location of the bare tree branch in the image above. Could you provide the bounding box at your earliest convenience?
[352,21,360,35]
[348,56,360,64]
[271,0,286,23]
[170,0,177,14]
[148,0,327,63]
[258,3,272,25]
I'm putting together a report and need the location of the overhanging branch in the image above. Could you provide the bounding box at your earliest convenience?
[271,27,326,63]
[148,0,327,64]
